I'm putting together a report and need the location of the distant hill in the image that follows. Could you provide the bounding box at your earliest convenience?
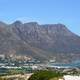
[0,21,80,62]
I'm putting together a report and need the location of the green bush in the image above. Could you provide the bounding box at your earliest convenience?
[28,70,63,80]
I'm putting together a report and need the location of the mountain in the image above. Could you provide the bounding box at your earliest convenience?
[0,21,80,62]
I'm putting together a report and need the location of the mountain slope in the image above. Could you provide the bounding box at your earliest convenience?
[0,21,80,61]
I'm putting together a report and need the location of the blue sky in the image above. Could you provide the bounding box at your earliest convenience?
[0,0,80,36]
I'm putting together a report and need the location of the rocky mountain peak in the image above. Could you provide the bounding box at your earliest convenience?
[0,21,80,61]
[12,20,23,27]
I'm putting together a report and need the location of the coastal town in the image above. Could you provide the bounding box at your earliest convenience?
[0,54,80,80]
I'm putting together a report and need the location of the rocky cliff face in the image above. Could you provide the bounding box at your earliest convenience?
[0,21,80,61]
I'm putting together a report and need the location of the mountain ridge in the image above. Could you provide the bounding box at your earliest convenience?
[0,21,80,62]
